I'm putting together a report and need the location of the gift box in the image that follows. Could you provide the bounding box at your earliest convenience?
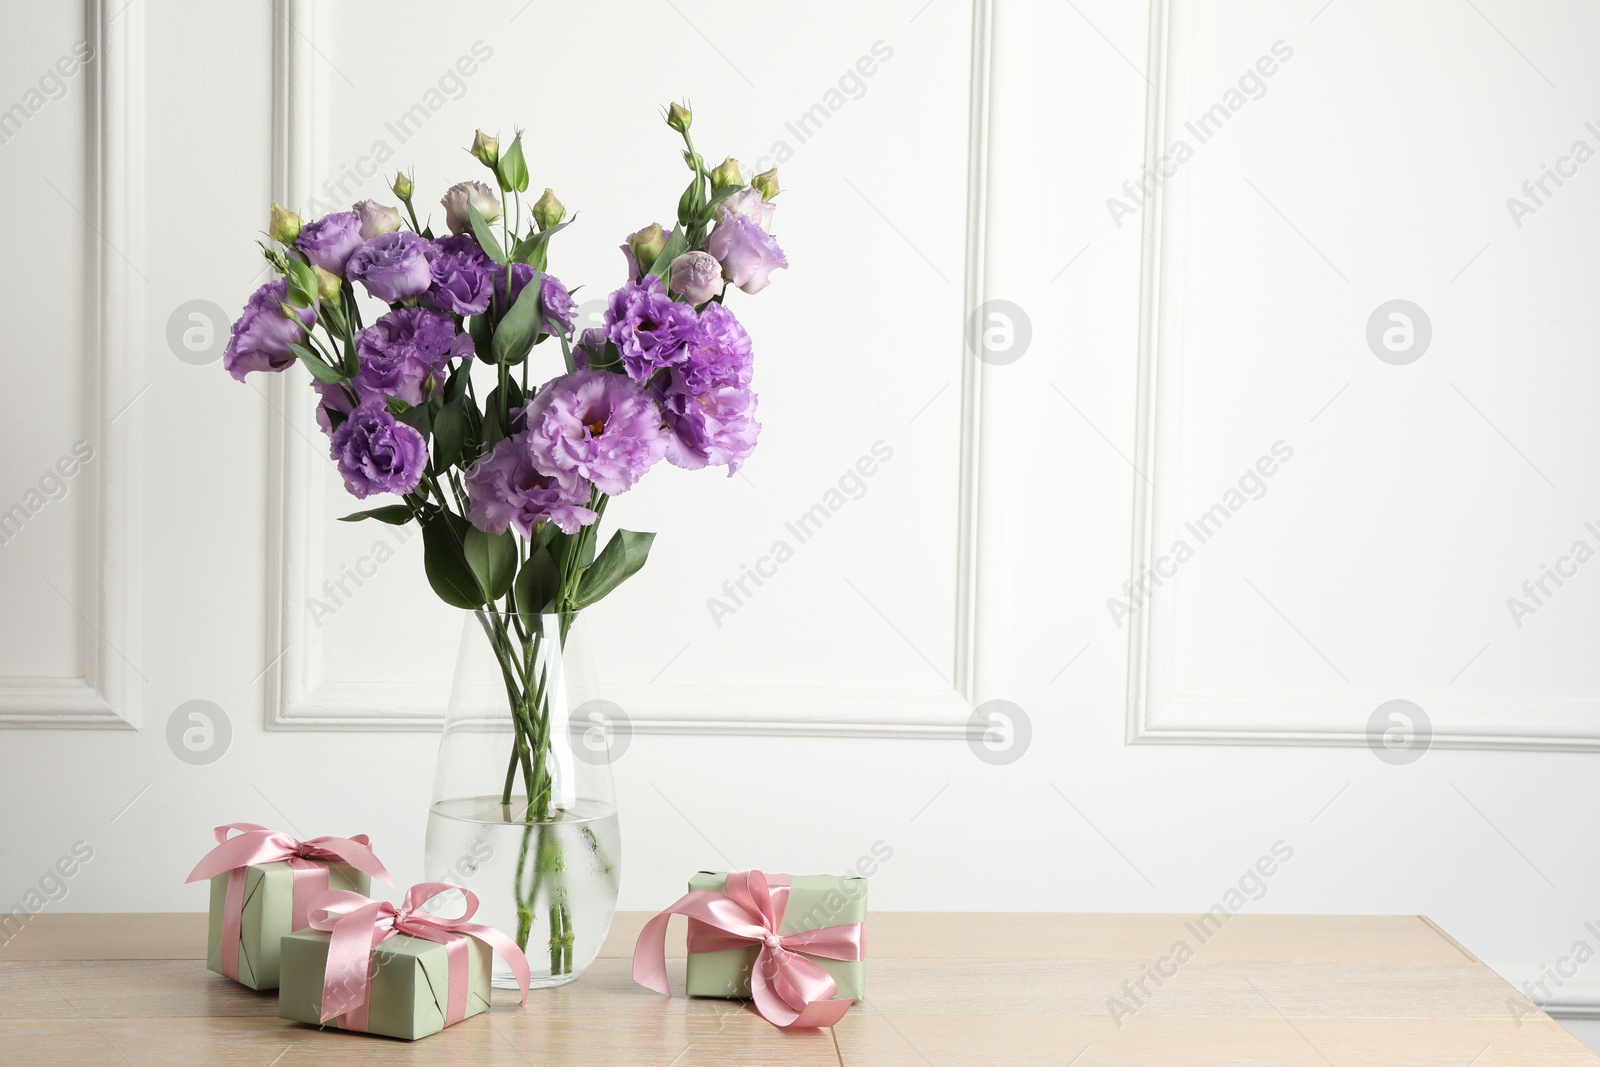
[204,858,369,990]
[633,868,867,1028]
[185,823,391,991]
[279,927,491,1040]
[684,871,867,1002]
[278,882,529,1042]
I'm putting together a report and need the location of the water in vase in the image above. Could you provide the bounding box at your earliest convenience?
[425,795,621,988]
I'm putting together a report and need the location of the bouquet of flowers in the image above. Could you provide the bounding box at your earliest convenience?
[221,102,785,973]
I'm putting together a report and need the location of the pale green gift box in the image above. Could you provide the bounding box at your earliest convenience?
[204,861,368,990]
[684,872,867,1001]
[278,928,492,1041]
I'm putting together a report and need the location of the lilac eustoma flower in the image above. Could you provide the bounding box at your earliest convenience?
[677,302,753,395]
[295,211,366,275]
[464,432,598,537]
[347,231,433,303]
[315,313,471,433]
[655,380,760,475]
[522,369,667,495]
[603,275,697,381]
[353,307,458,406]
[540,274,576,336]
[425,234,496,316]
[652,303,760,474]
[705,212,787,294]
[223,277,316,382]
[328,399,428,499]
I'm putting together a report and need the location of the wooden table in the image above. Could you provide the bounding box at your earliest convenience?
[2,912,1595,1065]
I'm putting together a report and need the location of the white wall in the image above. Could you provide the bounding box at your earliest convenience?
[5,0,1600,1036]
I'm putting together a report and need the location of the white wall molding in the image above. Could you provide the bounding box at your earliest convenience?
[1121,0,1600,753]
[263,1,997,736]
[1,0,145,730]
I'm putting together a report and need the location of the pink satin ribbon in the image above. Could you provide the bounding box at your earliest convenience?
[306,882,531,1032]
[185,822,393,982]
[632,869,865,1028]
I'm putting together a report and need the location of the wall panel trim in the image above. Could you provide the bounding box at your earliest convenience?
[264,0,998,737]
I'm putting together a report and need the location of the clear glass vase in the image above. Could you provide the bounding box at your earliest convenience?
[424,610,621,988]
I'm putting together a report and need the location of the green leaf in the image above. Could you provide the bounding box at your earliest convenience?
[433,396,468,470]
[491,271,545,366]
[341,333,359,378]
[396,401,431,438]
[290,342,344,385]
[463,527,517,602]
[514,544,561,616]
[542,527,573,572]
[466,201,508,264]
[496,132,528,193]
[646,228,688,280]
[443,363,470,403]
[511,217,573,270]
[284,256,318,308]
[463,404,483,458]
[573,529,655,608]
[469,313,495,365]
[338,505,413,525]
[421,511,484,609]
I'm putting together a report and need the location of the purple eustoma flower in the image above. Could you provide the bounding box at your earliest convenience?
[706,212,787,294]
[464,433,598,537]
[540,274,576,336]
[353,307,459,406]
[650,302,760,473]
[328,399,428,499]
[678,302,753,395]
[347,231,433,304]
[572,327,607,369]
[604,275,697,381]
[655,379,761,475]
[295,211,366,275]
[522,369,667,495]
[223,278,316,382]
[425,234,497,316]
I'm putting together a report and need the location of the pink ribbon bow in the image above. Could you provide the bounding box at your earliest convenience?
[185,822,393,983]
[632,869,865,1028]
[306,882,531,1032]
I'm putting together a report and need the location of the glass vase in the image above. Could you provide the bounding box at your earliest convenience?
[424,610,621,988]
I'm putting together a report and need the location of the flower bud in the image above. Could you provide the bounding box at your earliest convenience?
[353,200,402,240]
[668,251,724,305]
[709,156,743,190]
[471,129,499,168]
[531,188,566,231]
[682,150,704,173]
[666,101,692,133]
[752,167,780,201]
[627,222,668,272]
[311,264,342,302]
[441,181,502,236]
[269,202,303,244]
[391,171,414,201]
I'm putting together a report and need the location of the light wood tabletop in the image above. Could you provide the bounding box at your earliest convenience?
[1,911,1594,1065]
